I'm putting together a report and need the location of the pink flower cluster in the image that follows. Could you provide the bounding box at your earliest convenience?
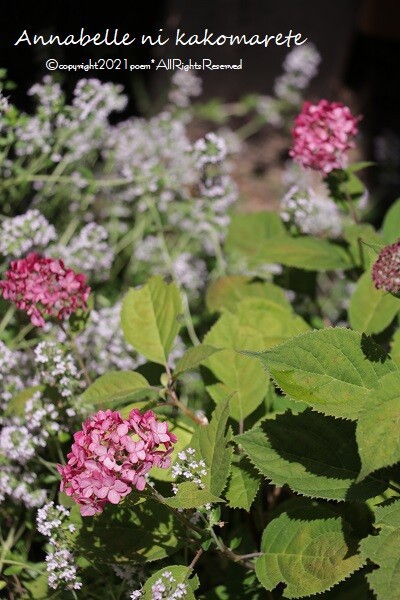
[289,100,360,174]
[0,253,90,327]
[372,240,400,294]
[57,409,177,516]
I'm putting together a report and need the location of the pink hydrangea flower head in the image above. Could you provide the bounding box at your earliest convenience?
[0,252,90,327]
[372,240,400,294]
[289,100,360,174]
[57,409,177,516]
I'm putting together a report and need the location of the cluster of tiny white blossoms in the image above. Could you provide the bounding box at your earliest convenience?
[36,502,82,591]
[257,43,321,123]
[69,303,145,377]
[0,391,58,508]
[169,70,202,108]
[0,209,57,257]
[51,222,114,281]
[34,341,82,409]
[280,184,344,238]
[0,341,33,414]
[171,448,207,495]
[131,571,187,600]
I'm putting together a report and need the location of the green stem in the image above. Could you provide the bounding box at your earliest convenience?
[198,513,255,570]
[147,486,205,537]
[235,115,266,141]
[0,560,45,575]
[0,306,15,334]
[59,322,92,386]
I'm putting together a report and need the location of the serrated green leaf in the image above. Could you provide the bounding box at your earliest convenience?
[254,237,353,271]
[382,198,400,244]
[121,276,182,365]
[66,498,184,563]
[206,275,290,314]
[255,505,364,598]
[164,482,224,509]
[190,398,233,497]
[141,565,198,599]
[236,410,387,501]
[225,457,260,510]
[250,328,398,420]
[349,270,400,334]
[357,372,400,481]
[360,499,400,600]
[174,345,221,377]
[81,371,152,408]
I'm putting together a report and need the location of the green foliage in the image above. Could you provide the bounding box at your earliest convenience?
[206,275,290,314]
[174,345,221,377]
[190,397,233,497]
[382,197,400,244]
[236,410,387,501]
[225,211,286,259]
[164,482,224,509]
[67,498,185,564]
[141,565,198,599]
[121,276,183,365]
[81,370,153,408]
[356,372,400,480]
[360,499,400,600]
[250,328,398,420]
[255,503,364,598]
[349,270,400,335]
[225,456,260,510]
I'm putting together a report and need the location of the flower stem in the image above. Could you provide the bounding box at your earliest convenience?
[165,365,206,427]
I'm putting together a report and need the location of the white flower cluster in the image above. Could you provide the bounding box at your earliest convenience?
[171,447,207,495]
[0,467,46,508]
[257,43,321,123]
[0,341,29,413]
[51,222,114,281]
[34,340,81,404]
[106,111,197,203]
[280,184,343,238]
[72,78,127,122]
[73,303,145,377]
[193,132,227,167]
[0,209,57,257]
[0,391,59,465]
[37,502,81,591]
[130,571,187,600]
[28,76,63,116]
[169,70,202,108]
[113,564,146,590]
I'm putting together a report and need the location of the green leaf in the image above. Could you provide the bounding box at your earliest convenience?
[349,270,400,335]
[360,499,400,600]
[141,565,198,600]
[225,457,260,510]
[174,345,221,377]
[382,198,400,244]
[255,505,364,598]
[121,276,183,365]
[343,223,382,267]
[190,397,233,497]
[164,482,224,509]
[225,211,286,259]
[390,328,400,367]
[236,410,387,501]
[233,298,310,348]
[81,371,153,408]
[357,372,400,481]
[250,328,398,420]
[67,498,184,563]
[204,312,269,421]
[206,275,290,314]
[254,237,353,271]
